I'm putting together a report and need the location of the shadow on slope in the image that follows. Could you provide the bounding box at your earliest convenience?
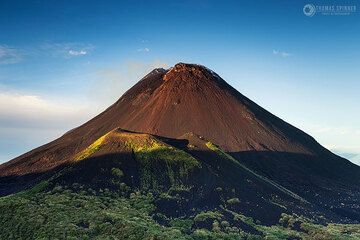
[230,151,360,223]
[1,138,360,225]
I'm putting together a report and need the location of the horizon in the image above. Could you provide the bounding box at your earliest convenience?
[0,0,359,164]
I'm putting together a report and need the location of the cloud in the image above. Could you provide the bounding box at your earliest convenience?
[88,60,168,106]
[273,49,291,58]
[329,149,360,165]
[0,45,23,65]
[0,90,100,163]
[0,126,66,163]
[137,38,149,44]
[311,125,360,165]
[0,42,92,65]
[41,42,94,58]
[298,123,360,157]
[68,49,88,56]
[0,91,94,130]
[137,47,150,52]
[313,126,352,135]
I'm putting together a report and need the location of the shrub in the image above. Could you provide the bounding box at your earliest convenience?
[226,198,240,205]
[111,167,124,178]
[169,218,193,233]
[194,211,223,222]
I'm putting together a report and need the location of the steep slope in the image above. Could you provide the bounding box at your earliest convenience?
[351,154,360,166]
[0,63,355,176]
[1,62,360,223]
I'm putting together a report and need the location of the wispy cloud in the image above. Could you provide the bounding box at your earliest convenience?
[313,126,352,135]
[139,39,149,43]
[0,91,93,130]
[0,42,93,64]
[68,49,88,56]
[41,42,94,58]
[0,45,23,65]
[298,123,360,159]
[0,90,98,163]
[273,49,291,58]
[137,47,150,52]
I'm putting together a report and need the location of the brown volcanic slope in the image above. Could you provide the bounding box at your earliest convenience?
[0,63,359,181]
[0,63,338,176]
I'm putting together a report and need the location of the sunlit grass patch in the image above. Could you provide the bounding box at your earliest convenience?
[74,134,109,161]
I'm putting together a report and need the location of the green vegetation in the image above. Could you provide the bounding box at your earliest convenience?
[75,134,108,161]
[1,184,360,240]
[206,141,226,155]
[111,167,124,178]
[169,218,194,233]
[125,136,201,189]
[24,180,49,195]
[205,141,236,163]
[72,131,201,191]
[205,141,249,174]
[194,211,223,222]
[126,137,200,172]
[278,213,360,240]
[226,197,240,205]
[0,187,189,240]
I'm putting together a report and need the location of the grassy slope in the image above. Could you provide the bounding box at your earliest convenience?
[124,133,200,189]
[71,130,201,191]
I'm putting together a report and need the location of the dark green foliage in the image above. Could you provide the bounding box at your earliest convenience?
[111,167,124,178]
[0,187,189,240]
[1,185,360,239]
[226,198,240,205]
[24,180,49,196]
[194,211,223,222]
[169,218,194,233]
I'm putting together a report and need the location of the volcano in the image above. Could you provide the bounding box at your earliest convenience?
[0,63,343,174]
[1,63,360,230]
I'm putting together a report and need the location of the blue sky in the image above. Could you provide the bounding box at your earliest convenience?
[0,0,359,164]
